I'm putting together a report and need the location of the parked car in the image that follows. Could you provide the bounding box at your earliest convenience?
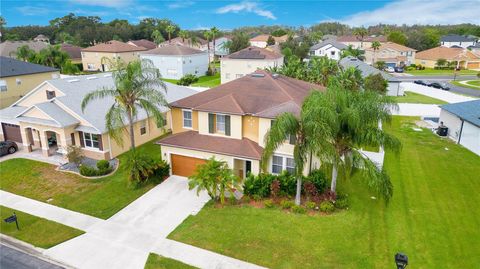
[429,82,443,89]
[0,141,18,156]
[394,66,404,73]
[385,66,395,73]
[414,80,428,85]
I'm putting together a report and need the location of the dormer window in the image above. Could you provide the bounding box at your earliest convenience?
[46,90,56,100]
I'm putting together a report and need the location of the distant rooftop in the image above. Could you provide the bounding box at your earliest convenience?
[82,40,147,53]
[224,46,282,60]
[441,34,477,42]
[142,44,205,56]
[0,56,58,78]
[339,56,400,82]
[310,39,348,51]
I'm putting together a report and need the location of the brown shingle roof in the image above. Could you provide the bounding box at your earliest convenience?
[416,46,480,61]
[82,40,147,53]
[170,70,324,118]
[142,44,205,56]
[337,35,387,42]
[223,46,282,60]
[364,42,416,52]
[60,44,82,60]
[128,39,157,50]
[157,131,264,160]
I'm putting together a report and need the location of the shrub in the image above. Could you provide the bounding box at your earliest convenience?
[252,194,262,202]
[303,181,318,201]
[96,160,110,170]
[281,200,295,209]
[305,201,316,210]
[292,205,306,214]
[307,169,328,193]
[229,195,237,205]
[66,145,83,167]
[125,150,165,183]
[243,173,275,198]
[79,165,97,177]
[242,195,251,203]
[264,199,274,208]
[176,74,199,86]
[278,171,296,196]
[319,201,335,213]
[270,179,281,198]
[334,198,349,209]
[477,72,480,79]
[152,160,170,180]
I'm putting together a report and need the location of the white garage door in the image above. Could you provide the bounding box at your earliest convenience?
[459,122,480,156]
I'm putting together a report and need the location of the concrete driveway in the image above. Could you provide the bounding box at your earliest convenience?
[44,176,211,269]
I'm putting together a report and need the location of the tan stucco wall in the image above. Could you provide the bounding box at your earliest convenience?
[16,82,64,107]
[197,111,242,139]
[22,107,52,120]
[81,51,142,71]
[171,108,198,133]
[0,71,59,109]
[242,115,259,143]
[220,57,284,83]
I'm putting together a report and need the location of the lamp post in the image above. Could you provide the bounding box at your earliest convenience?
[395,253,408,269]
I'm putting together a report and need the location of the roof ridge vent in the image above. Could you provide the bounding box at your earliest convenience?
[251,73,265,78]
[68,79,80,83]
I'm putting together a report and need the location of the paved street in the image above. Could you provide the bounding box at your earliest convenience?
[0,244,63,269]
[394,74,478,81]
[400,82,477,103]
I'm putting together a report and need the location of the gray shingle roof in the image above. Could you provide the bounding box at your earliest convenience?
[440,100,480,127]
[339,56,400,82]
[441,34,477,42]
[0,56,58,78]
[310,39,347,51]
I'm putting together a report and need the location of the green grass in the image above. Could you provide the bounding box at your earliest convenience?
[0,206,84,248]
[450,80,480,90]
[0,137,164,219]
[394,91,447,104]
[169,116,480,269]
[162,73,221,88]
[406,68,478,76]
[144,253,197,269]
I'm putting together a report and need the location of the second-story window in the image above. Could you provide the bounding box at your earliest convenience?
[216,115,225,133]
[183,110,192,128]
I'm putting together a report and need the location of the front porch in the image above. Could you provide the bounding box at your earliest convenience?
[20,126,67,159]
[0,143,66,165]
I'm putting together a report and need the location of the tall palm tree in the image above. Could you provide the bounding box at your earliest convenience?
[203,30,213,71]
[190,35,199,47]
[371,41,381,65]
[210,27,220,59]
[178,30,189,43]
[311,85,401,203]
[353,27,368,48]
[340,45,365,61]
[151,29,165,45]
[81,59,168,149]
[329,67,364,91]
[166,25,176,43]
[15,45,35,61]
[262,90,330,205]
[307,56,340,86]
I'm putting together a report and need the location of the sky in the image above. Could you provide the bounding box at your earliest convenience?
[1,0,479,29]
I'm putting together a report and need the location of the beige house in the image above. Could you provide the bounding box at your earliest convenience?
[220,46,284,84]
[336,35,387,49]
[0,56,59,109]
[415,46,480,69]
[364,42,416,67]
[157,70,324,178]
[0,74,198,160]
[249,34,288,48]
[81,40,147,72]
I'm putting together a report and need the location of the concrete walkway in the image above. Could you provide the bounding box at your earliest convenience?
[1,176,264,269]
[0,147,65,165]
[400,82,477,103]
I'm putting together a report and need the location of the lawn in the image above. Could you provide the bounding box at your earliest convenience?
[0,206,84,248]
[169,116,480,268]
[144,253,197,269]
[0,137,164,219]
[162,72,221,88]
[450,80,480,90]
[406,68,478,76]
[394,91,447,104]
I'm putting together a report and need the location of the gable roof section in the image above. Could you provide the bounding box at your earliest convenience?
[17,101,79,127]
[170,70,323,118]
[224,46,282,60]
[441,34,477,42]
[60,44,82,60]
[142,44,205,56]
[416,47,480,61]
[441,100,480,127]
[0,56,58,78]
[128,39,157,50]
[82,40,147,53]
[310,39,348,51]
[339,56,400,82]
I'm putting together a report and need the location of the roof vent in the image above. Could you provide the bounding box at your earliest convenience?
[103,74,112,77]
[68,79,80,83]
[272,73,279,79]
[86,76,97,80]
[251,73,265,78]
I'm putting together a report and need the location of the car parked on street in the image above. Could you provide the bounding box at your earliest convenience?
[0,141,18,156]
[414,80,428,85]
[429,82,451,91]
[385,66,395,73]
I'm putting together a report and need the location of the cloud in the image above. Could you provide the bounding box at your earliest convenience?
[216,1,276,20]
[69,0,132,8]
[167,1,195,9]
[339,0,480,26]
[16,6,50,16]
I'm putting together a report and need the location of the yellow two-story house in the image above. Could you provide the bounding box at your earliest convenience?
[81,40,147,72]
[158,70,324,178]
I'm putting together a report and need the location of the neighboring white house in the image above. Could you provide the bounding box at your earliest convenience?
[339,57,403,96]
[309,39,347,60]
[220,46,284,84]
[440,34,477,49]
[209,37,231,57]
[439,100,480,156]
[140,44,209,79]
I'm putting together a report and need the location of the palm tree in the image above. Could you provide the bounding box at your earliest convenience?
[166,25,176,43]
[371,41,381,65]
[203,30,213,71]
[353,27,368,48]
[15,45,35,61]
[311,85,401,203]
[330,67,364,91]
[151,29,165,45]
[341,45,365,61]
[210,27,220,59]
[262,90,330,205]
[178,30,189,43]
[81,59,168,149]
[190,35,199,47]
[307,56,340,86]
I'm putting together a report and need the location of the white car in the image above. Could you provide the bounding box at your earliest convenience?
[385,66,395,73]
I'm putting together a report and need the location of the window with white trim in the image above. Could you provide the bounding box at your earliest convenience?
[183,110,192,128]
[286,157,295,174]
[0,80,7,92]
[272,155,283,174]
[84,133,100,149]
[216,114,225,133]
[87,63,95,70]
[271,155,296,174]
[16,78,21,85]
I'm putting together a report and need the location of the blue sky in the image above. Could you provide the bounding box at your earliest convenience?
[2,0,479,29]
